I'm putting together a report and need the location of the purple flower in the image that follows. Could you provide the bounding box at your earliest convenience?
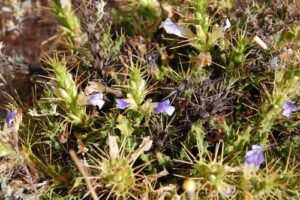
[282,101,297,118]
[245,145,264,167]
[116,99,130,110]
[5,110,16,127]
[87,93,105,110]
[218,182,236,198]
[153,100,175,116]
[159,18,195,39]
[223,18,231,31]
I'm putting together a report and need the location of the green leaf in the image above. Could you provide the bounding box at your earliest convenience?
[69,177,83,192]
[183,120,208,159]
[0,141,15,158]
[116,115,134,137]
[208,26,224,48]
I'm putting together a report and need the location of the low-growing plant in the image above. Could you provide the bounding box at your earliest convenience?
[0,0,299,199]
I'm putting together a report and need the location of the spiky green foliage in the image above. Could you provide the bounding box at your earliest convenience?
[0,0,300,199]
[45,55,89,125]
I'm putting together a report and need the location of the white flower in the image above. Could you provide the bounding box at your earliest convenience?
[86,93,105,110]
[223,18,231,30]
[159,18,195,39]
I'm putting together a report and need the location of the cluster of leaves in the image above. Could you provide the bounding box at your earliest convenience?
[0,0,300,199]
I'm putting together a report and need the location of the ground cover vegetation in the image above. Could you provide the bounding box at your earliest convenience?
[0,0,300,199]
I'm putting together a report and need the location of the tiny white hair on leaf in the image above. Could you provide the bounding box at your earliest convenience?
[159,18,195,39]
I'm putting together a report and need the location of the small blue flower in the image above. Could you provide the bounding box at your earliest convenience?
[87,93,105,110]
[153,100,175,116]
[5,110,16,127]
[159,18,195,39]
[116,99,130,110]
[223,18,231,31]
[282,101,297,118]
[245,145,264,167]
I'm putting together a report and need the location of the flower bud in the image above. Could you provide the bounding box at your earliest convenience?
[183,178,196,193]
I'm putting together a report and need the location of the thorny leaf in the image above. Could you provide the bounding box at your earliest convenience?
[129,136,152,163]
[108,135,119,159]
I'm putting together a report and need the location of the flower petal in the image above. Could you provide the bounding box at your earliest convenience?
[87,93,105,110]
[283,101,297,112]
[153,100,169,114]
[245,145,264,167]
[164,105,175,116]
[283,110,291,118]
[252,145,263,151]
[282,101,297,118]
[159,18,195,39]
[5,110,16,127]
[223,18,231,30]
[153,99,175,116]
[116,99,130,110]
